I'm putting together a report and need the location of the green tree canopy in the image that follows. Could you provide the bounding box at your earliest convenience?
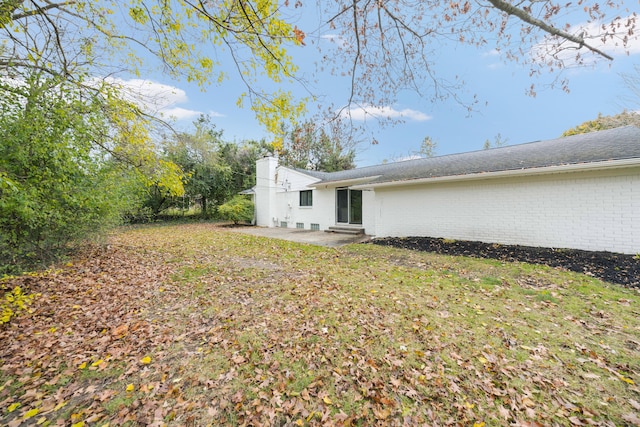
[0,73,161,272]
[280,121,356,172]
[562,112,640,136]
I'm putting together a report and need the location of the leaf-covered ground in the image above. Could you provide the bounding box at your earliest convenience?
[1,223,639,426]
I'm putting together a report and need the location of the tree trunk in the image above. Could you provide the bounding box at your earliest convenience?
[201,196,208,219]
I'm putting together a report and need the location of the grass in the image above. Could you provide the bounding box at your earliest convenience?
[1,222,639,426]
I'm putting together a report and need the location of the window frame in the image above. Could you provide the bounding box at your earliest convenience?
[299,190,313,207]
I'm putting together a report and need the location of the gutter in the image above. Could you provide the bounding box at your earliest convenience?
[307,175,381,189]
[349,158,640,190]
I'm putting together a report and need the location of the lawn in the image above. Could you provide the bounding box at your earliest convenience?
[1,223,639,426]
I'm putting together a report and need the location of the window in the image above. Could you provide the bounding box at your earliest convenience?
[299,190,313,207]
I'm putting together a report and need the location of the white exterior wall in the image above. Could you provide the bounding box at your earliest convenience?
[269,166,335,229]
[255,157,277,227]
[372,168,640,254]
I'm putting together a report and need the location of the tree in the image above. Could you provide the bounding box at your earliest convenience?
[161,116,231,218]
[317,1,636,119]
[0,73,166,273]
[280,121,356,172]
[1,1,306,145]
[216,138,273,197]
[483,133,509,150]
[4,1,634,145]
[562,111,640,136]
[418,136,438,158]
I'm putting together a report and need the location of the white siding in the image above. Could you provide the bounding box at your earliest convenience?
[255,157,277,227]
[372,168,640,254]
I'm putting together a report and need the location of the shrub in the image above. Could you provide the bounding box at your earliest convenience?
[218,196,254,224]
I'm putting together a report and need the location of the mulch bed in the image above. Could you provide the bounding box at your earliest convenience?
[370,237,640,288]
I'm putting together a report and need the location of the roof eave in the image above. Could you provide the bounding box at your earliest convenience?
[350,158,640,189]
[307,175,381,189]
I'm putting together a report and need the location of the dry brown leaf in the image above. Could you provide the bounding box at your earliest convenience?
[622,413,640,426]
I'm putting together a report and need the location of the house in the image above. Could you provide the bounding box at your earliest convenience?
[249,126,640,254]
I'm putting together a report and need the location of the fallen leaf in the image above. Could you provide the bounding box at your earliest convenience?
[568,416,585,425]
[7,402,20,412]
[622,413,640,426]
[112,324,129,336]
[497,405,510,419]
[373,407,391,420]
[140,356,151,365]
[23,408,39,420]
[126,384,134,392]
[323,396,333,405]
[620,376,635,385]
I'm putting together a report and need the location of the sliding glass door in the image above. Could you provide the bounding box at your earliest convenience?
[336,188,362,225]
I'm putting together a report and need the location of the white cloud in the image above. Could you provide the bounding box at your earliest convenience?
[161,107,203,121]
[100,77,223,121]
[482,49,501,57]
[207,110,225,118]
[321,33,350,48]
[532,16,640,65]
[339,104,432,122]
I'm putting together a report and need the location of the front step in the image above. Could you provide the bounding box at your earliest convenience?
[325,226,365,235]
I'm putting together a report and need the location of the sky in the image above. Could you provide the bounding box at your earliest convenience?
[114,3,640,167]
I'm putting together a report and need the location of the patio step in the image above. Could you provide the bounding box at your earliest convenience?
[325,226,365,235]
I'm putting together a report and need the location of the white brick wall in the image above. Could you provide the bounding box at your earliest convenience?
[254,157,639,254]
[372,168,640,254]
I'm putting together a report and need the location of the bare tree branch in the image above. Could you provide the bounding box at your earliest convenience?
[486,0,614,60]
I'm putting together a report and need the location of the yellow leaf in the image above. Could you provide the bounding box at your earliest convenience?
[323,396,333,405]
[53,401,67,411]
[7,402,20,412]
[126,384,134,392]
[91,359,103,367]
[295,420,304,426]
[72,422,85,427]
[48,327,56,333]
[477,356,488,364]
[36,416,47,424]
[620,376,635,385]
[474,423,486,427]
[140,356,152,365]
[78,362,87,370]
[23,408,39,419]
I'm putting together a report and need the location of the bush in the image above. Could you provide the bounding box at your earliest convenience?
[218,196,254,225]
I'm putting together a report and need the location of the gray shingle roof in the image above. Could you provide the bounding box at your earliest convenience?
[306,126,640,186]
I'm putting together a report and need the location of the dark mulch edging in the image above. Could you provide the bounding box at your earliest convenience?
[370,237,640,288]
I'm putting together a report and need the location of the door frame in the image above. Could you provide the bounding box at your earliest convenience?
[336,188,362,225]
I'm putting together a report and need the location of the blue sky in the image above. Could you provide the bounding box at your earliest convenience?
[116,4,640,167]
